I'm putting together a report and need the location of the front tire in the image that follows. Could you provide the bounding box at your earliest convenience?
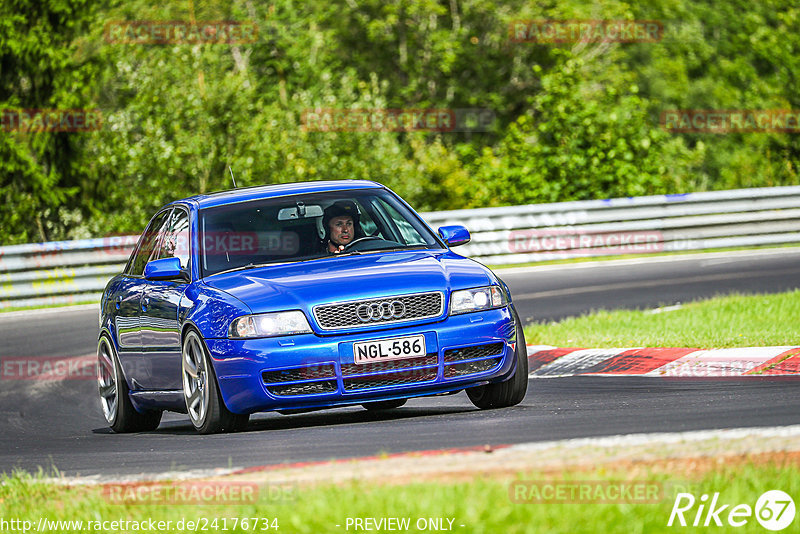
[182,330,248,434]
[466,309,528,409]
[97,335,162,433]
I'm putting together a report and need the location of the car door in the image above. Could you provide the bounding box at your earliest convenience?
[115,208,172,388]
[138,206,191,390]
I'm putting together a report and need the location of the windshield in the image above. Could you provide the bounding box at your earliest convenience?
[199,188,444,277]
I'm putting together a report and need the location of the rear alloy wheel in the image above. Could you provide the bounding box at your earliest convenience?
[97,335,162,432]
[466,309,528,409]
[361,399,407,411]
[182,330,249,434]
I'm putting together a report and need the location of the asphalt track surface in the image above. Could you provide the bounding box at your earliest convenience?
[1,248,799,478]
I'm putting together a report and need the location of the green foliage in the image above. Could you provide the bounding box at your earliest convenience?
[0,0,98,242]
[1,0,799,244]
[467,52,701,206]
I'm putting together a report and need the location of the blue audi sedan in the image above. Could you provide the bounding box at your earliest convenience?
[98,181,527,433]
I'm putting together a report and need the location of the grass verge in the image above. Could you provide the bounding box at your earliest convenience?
[523,290,800,348]
[2,457,797,533]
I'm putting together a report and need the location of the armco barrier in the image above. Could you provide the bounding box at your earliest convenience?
[2,186,800,309]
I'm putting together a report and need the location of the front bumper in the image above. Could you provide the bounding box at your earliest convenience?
[206,307,516,414]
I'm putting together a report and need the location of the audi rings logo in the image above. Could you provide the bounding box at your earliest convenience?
[356,301,406,322]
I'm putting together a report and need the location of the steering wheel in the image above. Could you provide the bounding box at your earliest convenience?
[343,236,383,251]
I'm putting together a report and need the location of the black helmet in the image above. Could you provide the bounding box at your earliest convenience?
[322,200,361,239]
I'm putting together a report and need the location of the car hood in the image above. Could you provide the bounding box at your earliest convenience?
[202,250,495,317]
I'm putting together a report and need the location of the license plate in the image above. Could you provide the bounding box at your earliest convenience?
[353,335,426,365]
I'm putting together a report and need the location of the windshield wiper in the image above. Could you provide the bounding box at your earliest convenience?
[209,263,258,276]
[210,261,282,276]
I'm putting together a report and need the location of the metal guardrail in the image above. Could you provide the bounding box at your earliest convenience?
[422,185,800,264]
[2,186,800,309]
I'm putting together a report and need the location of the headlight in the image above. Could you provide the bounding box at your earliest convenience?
[449,286,507,315]
[229,311,312,338]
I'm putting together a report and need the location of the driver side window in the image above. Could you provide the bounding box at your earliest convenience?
[158,208,190,269]
[127,209,172,276]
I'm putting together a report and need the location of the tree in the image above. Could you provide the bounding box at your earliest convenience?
[0,0,98,243]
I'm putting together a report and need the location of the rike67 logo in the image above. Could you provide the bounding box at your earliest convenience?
[668,490,795,531]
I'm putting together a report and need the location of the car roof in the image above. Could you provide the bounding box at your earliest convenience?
[175,180,384,210]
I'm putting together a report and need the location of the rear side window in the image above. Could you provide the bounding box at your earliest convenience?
[127,209,171,276]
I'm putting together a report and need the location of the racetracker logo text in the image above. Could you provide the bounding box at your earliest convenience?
[1,355,96,381]
[509,20,664,43]
[102,481,294,505]
[661,110,800,133]
[510,480,663,504]
[301,108,496,132]
[103,20,258,45]
[1,109,102,133]
[508,229,664,255]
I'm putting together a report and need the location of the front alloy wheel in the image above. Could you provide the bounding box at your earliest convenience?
[182,330,248,434]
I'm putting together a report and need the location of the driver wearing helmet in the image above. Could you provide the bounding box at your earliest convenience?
[322,200,363,254]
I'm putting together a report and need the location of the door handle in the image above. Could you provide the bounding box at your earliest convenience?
[141,296,150,312]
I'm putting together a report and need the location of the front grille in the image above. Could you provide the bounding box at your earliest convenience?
[444,343,504,362]
[262,363,337,397]
[267,380,337,396]
[444,357,502,378]
[343,368,438,391]
[340,354,438,376]
[262,364,336,383]
[313,292,443,330]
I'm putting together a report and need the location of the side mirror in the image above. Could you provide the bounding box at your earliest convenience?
[144,257,187,281]
[438,225,471,247]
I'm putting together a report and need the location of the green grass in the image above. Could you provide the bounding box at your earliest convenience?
[1,460,797,533]
[523,290,800,349]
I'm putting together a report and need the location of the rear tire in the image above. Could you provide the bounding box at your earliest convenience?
[466,309,528,409]
[97,335,162,433]
[362,399,407,411]
[182,330,249,434]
